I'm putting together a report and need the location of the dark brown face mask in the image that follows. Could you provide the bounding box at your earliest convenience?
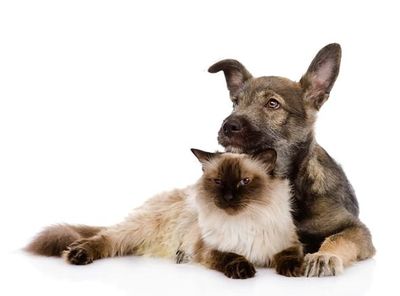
[191,148,276,214]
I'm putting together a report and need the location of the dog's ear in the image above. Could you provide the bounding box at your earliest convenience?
[300,43,342,110]
[208,59,252,98]
[254,149,277,173]
[191,148,219,168]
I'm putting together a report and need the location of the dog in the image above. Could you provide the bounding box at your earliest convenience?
[208,43,375,277]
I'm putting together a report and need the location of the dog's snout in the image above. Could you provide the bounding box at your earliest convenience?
[218,115,258,151]
[223,118,243,135]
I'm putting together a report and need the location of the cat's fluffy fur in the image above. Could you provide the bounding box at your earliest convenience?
[26,150,303,278]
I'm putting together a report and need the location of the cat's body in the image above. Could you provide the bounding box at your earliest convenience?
[195,179,295,267]
[27,150,303,279]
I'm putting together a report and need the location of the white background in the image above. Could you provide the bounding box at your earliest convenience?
[1,1,399,295]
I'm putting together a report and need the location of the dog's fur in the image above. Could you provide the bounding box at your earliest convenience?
[209,43,375,277]
[26,150,303,279]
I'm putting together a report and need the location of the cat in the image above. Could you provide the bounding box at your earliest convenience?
[26,149,303,279]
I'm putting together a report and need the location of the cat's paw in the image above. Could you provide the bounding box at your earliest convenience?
[223,257,256,279]
[303,252,343,277]
[275,255,303,277]
[63,240,94,265]
[176,249,190,264]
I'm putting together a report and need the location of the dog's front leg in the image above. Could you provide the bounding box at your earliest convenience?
[303,222,375,277]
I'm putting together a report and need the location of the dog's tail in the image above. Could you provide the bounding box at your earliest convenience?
[25,224,105,257]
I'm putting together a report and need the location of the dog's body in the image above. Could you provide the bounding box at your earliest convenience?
[209,43,375,276]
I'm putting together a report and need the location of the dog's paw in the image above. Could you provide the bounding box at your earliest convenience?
[63,241,94,265]
[303,252,343,277]
[223,257,256,279]
[275,255,303,277]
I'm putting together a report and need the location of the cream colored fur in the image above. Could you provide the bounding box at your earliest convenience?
[86,153,299,268]
[195,178,297,267]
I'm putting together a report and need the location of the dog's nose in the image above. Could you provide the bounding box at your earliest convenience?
[223,119,243,135]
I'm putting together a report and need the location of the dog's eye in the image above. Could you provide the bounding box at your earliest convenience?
[266,99,280,109]
[238,178,251,186]
[213,178,222,185]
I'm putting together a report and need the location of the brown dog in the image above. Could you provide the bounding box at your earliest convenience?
[209,43,375,277]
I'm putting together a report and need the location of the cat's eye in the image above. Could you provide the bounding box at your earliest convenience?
[213,178,222,185]
[239,178,251,186]
[266,98,280,109]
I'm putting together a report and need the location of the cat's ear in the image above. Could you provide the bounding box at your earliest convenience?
[191,149,219,166]
[254,149,277,173]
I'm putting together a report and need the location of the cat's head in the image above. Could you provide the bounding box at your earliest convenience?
[191,148,278,215]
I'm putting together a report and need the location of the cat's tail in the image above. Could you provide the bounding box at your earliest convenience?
[25,224,105,257]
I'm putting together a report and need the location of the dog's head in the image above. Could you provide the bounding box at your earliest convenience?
[210,43,341,154]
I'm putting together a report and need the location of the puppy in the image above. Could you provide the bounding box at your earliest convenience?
[209,43,375,276]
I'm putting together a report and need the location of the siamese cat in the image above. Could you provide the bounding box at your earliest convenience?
[26,149,303,279]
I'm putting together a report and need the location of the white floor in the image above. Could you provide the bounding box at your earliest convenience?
[1,249,392,296]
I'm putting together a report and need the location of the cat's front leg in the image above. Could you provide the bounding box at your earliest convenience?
[197,248,256,279]
[273,244,304,277]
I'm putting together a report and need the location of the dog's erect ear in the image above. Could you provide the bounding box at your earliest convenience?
[191,148,219,167]
[254,149,277,173]
[208,59,252,98]
[300,43,342,110]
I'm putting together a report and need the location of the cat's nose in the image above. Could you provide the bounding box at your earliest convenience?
[223,193,234,202]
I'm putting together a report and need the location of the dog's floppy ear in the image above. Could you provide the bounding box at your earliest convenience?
[300,43,342,110]
[254,149,277,173]
[208,59,252,98]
